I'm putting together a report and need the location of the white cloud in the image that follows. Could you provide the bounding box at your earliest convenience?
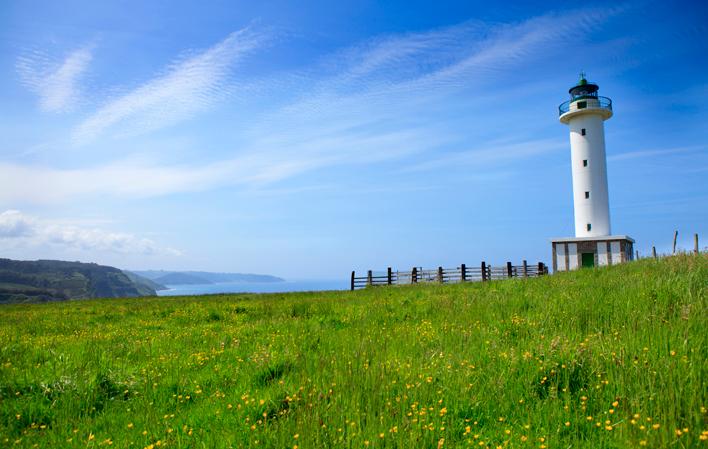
[72,28,266,143]
[0,210,180,256]
[17,46,93,112]
[0,210,36,238]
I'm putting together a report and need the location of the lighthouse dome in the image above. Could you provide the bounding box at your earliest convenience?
[569,77,599,99]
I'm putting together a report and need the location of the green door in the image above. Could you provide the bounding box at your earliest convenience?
[581,253,595,268]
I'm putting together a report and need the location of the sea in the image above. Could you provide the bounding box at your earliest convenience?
[156,279,347,296]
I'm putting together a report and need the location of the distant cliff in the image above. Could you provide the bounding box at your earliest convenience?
[122,270,167,291]
[0,259,157,303]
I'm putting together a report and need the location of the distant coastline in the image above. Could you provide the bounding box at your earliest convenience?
[0,258,293,303]
[130,270,285,289]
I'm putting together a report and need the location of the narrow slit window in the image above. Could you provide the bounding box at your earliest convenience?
[587,223,592,232]
[581,128,586,136]
[583,159,588,167]
[585,191,590,199]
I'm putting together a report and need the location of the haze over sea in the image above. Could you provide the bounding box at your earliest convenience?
[157,279,347,296]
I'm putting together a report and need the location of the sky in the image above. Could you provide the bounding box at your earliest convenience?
[0,0,706,279]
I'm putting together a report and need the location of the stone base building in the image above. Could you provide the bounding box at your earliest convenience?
[550,236,634,272]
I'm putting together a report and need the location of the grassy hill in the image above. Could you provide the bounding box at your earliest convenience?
[0,259,157,303]
[0,255,705,448]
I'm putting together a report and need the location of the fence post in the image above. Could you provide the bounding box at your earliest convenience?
[506,261,513,278]
[538,262,544,276]
[412,267,418,284]
[695,233,699,255]
[635,250,639,261]
[461,263,467,282]
[652,246,657,259]
[387,267,392,285]
[481,261,487,281]
[351,271,355,291]
[437,266,444,283]
[522,260,528,277]
[367,270,373,287]
[673,230,678,254]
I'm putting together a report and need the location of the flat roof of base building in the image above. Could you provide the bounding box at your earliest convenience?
[549,235,635,244]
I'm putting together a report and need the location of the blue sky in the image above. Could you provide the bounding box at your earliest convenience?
[0,0,706,279]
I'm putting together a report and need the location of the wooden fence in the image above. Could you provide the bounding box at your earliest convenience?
[351,261,547,290]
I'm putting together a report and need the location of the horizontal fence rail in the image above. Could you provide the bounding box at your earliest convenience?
[351,261,547,290]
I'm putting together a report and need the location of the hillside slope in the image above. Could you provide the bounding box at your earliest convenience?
[0,259,157,303]
[0,255,705,448]
[122,271,167,291]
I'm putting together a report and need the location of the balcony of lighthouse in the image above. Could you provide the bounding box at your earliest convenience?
[558,95,612,124]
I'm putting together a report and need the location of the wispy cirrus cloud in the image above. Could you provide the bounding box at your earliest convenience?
[8,8,621,204]
[280,7,620,114]
[227,8,618,166]
[72,28,266,143]
[0,210,181,256]
[410,9,622,91]
[399,138,567,173]
[0,128,433,203]
[17,46,94,112]
[608,145,706,161]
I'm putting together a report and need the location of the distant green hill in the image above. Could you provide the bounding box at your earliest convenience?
[0,258,157,303]
[152,272,210,285]
[133,270,285,285]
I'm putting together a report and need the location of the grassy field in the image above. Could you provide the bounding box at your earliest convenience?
[0,255,706,449]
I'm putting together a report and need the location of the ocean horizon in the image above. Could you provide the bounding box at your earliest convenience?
[156,279,347,296]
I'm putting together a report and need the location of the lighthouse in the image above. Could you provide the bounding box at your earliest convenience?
[550,74,634,272]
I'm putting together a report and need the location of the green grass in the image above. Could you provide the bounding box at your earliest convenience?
[0,255,706,449]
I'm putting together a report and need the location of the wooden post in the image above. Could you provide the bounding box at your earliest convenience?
[437,266,444,283]
[387,267,392,285]
[481,261,487,282]
[672,230,678,255]
[351,271,355,291]
[538,262,544,276]
[367,270,373,287]
[460,263,467,282]
[635,250,639,261]
[695,233,699,255]
[652,246,657,259]
[412,267,417,284]
[522,260,528,277]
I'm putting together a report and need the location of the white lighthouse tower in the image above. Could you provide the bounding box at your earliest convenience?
[560,74,612,237]
[550,74,634,271]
